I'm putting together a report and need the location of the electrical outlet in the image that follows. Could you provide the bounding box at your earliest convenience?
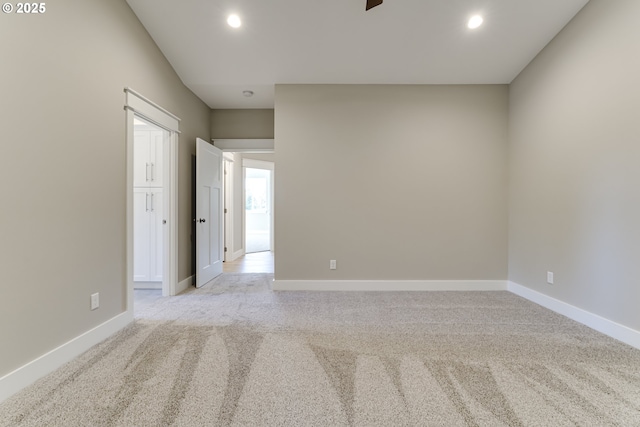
[330,260,337,270]
[547,271,554,285]
[91,293,100,310]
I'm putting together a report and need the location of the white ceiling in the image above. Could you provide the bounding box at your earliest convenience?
[126,0,589,109]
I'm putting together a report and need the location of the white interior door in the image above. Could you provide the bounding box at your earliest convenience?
[196,138,224,287]
[133,188,151,282]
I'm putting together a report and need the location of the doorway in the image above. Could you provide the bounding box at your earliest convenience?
[220,154,274,273]
[245,166,273,253]
[132,116,167,289]
[125,88,179,316]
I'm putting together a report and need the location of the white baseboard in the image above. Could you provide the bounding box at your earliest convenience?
[272,279,508,292]
[508,281,640,350]
[134,281,162,290]
[0,311,132,404]
[176,275,193,295]
[231,249,245,262]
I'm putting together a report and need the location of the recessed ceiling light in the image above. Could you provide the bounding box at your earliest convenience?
[243,90,254,97]
[468,15,483,29]
[227,14,241,28]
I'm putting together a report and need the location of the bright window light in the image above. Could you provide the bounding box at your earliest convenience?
[468,15,483,29]
[227,14,241,28]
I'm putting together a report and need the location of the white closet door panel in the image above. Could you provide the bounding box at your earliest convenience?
[133,131,151,188]
[148,130,164,188]
[133,188,151,281]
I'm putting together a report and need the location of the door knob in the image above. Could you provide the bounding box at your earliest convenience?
[199,218,206,223]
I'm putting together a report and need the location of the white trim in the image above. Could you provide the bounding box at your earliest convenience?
[126,108,135,314]
[272,280,507,292]
[508,281,640,350]
[167,132,179,296]
[224,157,234,262]
[231,248,245,262]
[124,88,180,128]
[176,275,194,295]
[213,139,274,152]
[0,312,132,403]
[133,282,162,290]
[124,107,181,134]
[270,167,274,253]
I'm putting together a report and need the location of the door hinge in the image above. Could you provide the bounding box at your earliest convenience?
[224,208,228,214]
[224,247,228,252]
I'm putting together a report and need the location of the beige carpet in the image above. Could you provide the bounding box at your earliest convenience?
[2,273,640,426]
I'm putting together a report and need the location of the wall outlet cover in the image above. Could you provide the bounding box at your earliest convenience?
[91,293,100,310]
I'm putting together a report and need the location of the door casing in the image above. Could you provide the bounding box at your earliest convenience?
[125,88,179,315]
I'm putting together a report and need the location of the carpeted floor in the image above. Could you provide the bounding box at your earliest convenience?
[2,273,640,426]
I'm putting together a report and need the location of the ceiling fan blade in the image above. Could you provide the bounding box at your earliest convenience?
[366,0,383,11]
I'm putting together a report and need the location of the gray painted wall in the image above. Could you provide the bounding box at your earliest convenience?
[0,0,210,377]
[509,0,640,330]
[211,109,275,139]
[275,85,508,280]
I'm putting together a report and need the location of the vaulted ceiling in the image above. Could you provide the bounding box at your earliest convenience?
[126,0,589,109]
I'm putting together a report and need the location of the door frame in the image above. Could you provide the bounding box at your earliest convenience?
[223,153,235,262]
[125,88,180,313]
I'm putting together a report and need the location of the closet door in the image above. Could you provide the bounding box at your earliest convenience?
[133,131,151,188]
[133,129,163,188]
[133,188,151,281]
[148,130,164,188]
[133,188,164,282]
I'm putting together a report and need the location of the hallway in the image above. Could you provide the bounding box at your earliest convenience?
[223,251,274,274]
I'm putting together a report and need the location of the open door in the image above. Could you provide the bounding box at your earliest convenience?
[196,138,224,287]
